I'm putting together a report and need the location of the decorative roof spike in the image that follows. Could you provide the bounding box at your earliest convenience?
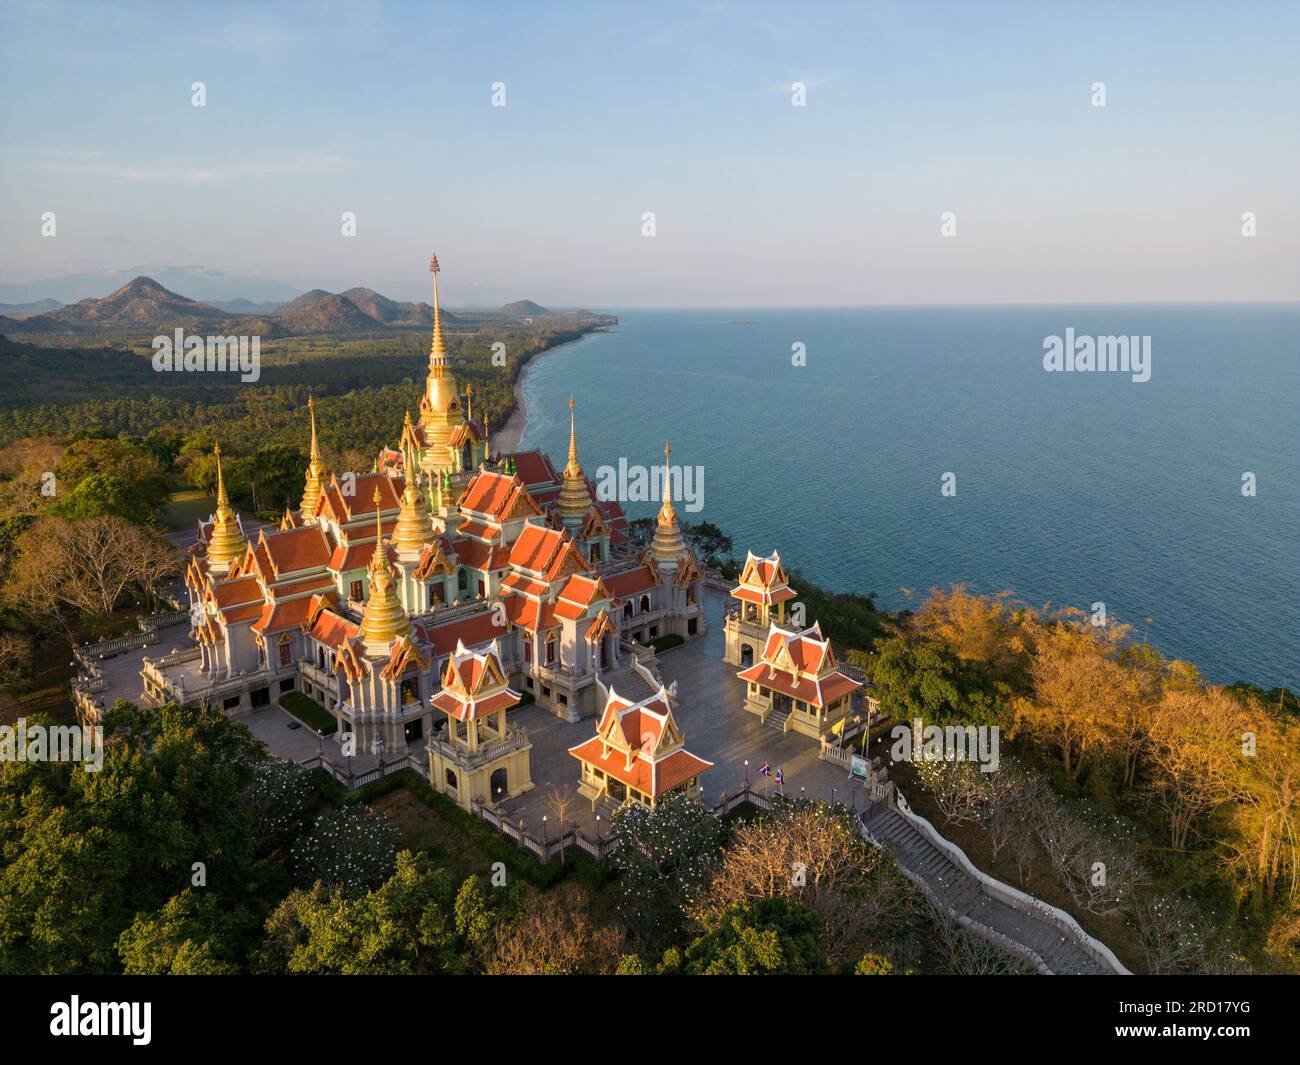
[651,440,686,566]
[359,485,410,650]
[394,419,435,553]
[558,395,590,529]
[429,251,446,364]
[207,443,246,567]
[300,395,328,521]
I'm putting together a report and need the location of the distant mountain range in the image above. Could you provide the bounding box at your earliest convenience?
[500,299,549,318]
[0,298,63,319]
[0,266,300,305]
[0,276,611,340]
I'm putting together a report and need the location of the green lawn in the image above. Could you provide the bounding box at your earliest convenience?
[162,487,214,532]
[279,691,338,735]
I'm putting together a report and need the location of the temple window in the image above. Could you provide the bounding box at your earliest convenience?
[444,768,458,791]
[545,636,556,664]
[639,594,651,614]
[623,602,633,620]
[350,579,363,601]
[458,568,469,590]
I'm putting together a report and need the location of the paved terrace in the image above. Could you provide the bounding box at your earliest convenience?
[496,587,872,837]
[87,588,869,827]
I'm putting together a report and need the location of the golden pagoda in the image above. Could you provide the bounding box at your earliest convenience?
[359,487,410,652]
[299,394,329,521]
[206,443,246,571]
[392,413,435,554]
[651,441,686,566]
[557,396,591,530]
[417,252,465,475]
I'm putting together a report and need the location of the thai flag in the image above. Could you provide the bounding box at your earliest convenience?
[758,762,772,777]
[775,767,785,786]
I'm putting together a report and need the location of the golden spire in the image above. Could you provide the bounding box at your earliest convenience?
[566,396,580,474]
[299,394,328,521]
[359,486,410,651]
[651,440,686,566]
[558,396,591,529]
[483,411,491,464]
[419,251,465,464]
[466,382,473,422]
[429,251,446,365]
[206,443,246,568]
[393,412,434,553]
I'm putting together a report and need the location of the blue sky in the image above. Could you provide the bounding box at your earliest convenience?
[1,0,1297,307]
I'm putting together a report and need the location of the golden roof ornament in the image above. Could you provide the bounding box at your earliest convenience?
[206,442,247,568]
[393,413,435,553]
[651,440,686,566]
[299,394,328,521]
[419,250,466,459]
[558,395,592,528]
[359,486,410,650]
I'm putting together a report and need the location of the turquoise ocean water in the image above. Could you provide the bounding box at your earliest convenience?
[519,306,1299,686]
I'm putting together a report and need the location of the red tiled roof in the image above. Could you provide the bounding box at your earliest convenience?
[605,565,658,598]
[458,470,539,521]
[510,450,560,488]
[309,609,360,650]
[252,595,315,634]
[210,576,261,608]
[507,523,587,580]
[419,610,511,655]
[736,663,861,708]
[502,595,558,633]
[261,525,332,574]
[431,688,517,722]
[568,738,711,797]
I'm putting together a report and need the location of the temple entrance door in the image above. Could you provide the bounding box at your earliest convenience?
[489,766,508,802]
[740,644,754,668]
[607,779,626,803]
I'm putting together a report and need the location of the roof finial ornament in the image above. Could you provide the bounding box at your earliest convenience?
[428,251,446,364]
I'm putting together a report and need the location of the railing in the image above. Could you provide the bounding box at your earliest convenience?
[76,630,159,660]
[427,728,531,770]
[297,752,428,789]
[724,610,768,640]
[888,788,1130,975]
[137,608,190,632]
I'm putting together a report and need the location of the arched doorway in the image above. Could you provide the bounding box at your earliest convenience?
[490,766,508,802]
[740,644,754,668]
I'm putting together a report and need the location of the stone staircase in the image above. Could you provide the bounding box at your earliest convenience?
[764,704,791,733]
[860,802,1114,975]
[602,665,657,703]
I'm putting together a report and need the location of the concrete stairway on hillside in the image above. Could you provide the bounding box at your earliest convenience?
[859,802,1113,975]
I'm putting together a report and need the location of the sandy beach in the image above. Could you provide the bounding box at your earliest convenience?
[491,331,603,455]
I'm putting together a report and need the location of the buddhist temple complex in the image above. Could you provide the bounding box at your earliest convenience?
[140,255,877,822]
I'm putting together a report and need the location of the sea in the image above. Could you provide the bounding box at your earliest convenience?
[519,305,1299,687]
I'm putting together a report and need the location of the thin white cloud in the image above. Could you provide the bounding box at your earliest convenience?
[37,150,356,184]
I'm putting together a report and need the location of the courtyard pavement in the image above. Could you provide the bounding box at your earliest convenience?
[496,587,873,838]
[86,627,193,711]
[85,588,871,837]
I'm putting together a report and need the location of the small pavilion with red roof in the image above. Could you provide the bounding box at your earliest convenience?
[568,683,712,810]
[724,549,799,668]
[736,621,862,740]
[428,639,533,810]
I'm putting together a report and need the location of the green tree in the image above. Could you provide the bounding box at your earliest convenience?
[116,889,247,974]
[256,851,460,975]
[681,898,827,975]
[610,792,723,950]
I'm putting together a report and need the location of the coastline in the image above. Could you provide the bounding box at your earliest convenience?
[492,329,605,455]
